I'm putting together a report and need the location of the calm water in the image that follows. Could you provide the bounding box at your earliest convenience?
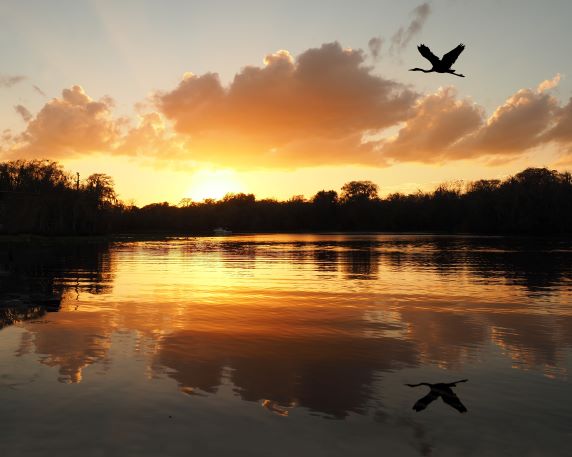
[1,234,571,456]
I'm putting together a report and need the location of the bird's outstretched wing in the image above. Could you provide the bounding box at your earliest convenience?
[442,44,465,69]
[441,391,468,413]
[417,44,440,66]
[412,391,439,412]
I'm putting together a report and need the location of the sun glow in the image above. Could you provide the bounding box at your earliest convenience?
[185,169,244,201]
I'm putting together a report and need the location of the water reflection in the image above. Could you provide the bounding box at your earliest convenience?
[0,235,571,455]
[1,237,571,390]
[156,328,417,419]
[342,243,379,279]
[261,399,293,416]
[1,240,114,382]
[0,240,114,298]
[23,311,113,383]
[0,302,46,329]
[405,379,468,413]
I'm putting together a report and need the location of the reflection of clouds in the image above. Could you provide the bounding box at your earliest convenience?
[8,235,572,409]
[1,235,570,457]
[398,309,486,368]
[156,330,225,394]
[23,313,113,383]
[559,316,572,347]
[362,309,409,339]
[489,314,570,377]
[156,329,418,419]
[392,306,572,378]
[2,242,117,383]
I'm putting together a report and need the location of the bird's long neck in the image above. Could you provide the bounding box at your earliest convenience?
[409,68,433,73]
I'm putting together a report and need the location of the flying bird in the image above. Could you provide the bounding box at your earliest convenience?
[405,379,468,413]
[410,44,466,77]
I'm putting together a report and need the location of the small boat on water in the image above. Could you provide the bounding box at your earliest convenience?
[213,227,232,235]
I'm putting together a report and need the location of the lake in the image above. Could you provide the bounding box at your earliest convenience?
[1,234,571,456]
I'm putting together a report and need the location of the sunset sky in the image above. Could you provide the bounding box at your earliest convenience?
[1,0,572,205]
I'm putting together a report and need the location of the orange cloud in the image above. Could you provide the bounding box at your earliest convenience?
[548,96,572,165]
[381,87,484,162]
[3,50,571,171]
[456,86,559,156]
[545,97,572,145]
[117,111,191,159]
[536,73,561,93]
[381,75,569,164]
[157,42,417,167]
[7,85,119,158]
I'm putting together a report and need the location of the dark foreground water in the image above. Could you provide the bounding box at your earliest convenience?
[1,234,571,456]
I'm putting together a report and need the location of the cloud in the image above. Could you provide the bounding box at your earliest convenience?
[380,75,572,164]
[554,151,572,167]
[381,87,484,162]
[536,73,561,93]
[156,42,417,167]
[546,96,572,165]
[3,45,571,172]
[544,97,572,145]
[390,3,431,55]
[456,86,559,156]
[0,75,26,88]
[117,111,191,159]
[14,105,32,123]
[33,84,47,97]
[6,85,119,158]
[368,37,384,60]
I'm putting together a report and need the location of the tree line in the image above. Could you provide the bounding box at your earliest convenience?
[1,159,571,235]
[0,160,118,235]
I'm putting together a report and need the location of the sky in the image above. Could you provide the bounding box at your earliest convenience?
[1,0,572,205]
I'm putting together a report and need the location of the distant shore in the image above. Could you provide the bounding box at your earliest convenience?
[2,160,572,236]
[1,230,569,243]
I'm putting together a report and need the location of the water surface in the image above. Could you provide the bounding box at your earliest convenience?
[1,234,571,456]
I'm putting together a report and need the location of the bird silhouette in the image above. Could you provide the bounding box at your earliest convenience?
[410,44,466,77]
[405,379,468,413]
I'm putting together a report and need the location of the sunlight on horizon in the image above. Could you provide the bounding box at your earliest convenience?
[185,169,244,202]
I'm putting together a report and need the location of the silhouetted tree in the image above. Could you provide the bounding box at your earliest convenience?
[311,190,339,230]
[312,190,338,205]
[340,181,379,203]
[84,173,117,209]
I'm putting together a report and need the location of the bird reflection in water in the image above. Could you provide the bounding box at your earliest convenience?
[405,379,468,413]
[261,399,295,417]
[179,386,207,397]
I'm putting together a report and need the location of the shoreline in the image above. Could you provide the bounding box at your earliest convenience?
[0,231,570,243]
